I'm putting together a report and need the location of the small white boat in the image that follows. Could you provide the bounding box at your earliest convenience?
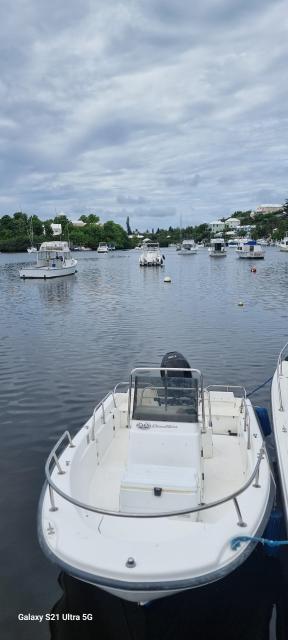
[19,241,77,279]
[278,237,288,252]
[208,238,227,257]
[178,240,197,255]
[97,243,109,253]
[235,240,264,259]
[271,343,288,531]
[39,352,273,604]
[27,246,37,253]
[139,242,164,266]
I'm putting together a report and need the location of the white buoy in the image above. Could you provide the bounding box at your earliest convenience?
[164,276,172,283]
[238,301,244,307]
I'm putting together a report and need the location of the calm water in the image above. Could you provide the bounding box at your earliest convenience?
[1,247,288,639]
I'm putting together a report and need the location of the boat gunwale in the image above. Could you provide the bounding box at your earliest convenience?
[38,479,275,593]
[44,394,272,521]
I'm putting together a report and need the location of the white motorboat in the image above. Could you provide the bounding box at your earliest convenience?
[271,343,288,531]
[235,240,264,259]
[278,237,288,252]
[178,240,197,255]
[39,351,273,604]
[97,243,109,253]
[19,241,77,279]
[139,242,164,266]
[208,238,227,257]
[27,246,37,253]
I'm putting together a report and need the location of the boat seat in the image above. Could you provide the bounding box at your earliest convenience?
[127,424,201,470]
[120,463,199,514]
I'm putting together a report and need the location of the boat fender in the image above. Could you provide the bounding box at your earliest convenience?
[254,406,271,437]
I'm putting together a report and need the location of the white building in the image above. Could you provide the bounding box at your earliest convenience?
[71,220,86,228]
[251,204,282,218]
[51,223,62,236]
[209,220,225,233]
[225,217,240,229]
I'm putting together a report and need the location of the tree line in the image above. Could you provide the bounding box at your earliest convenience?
[1,201,288,252]
[0,213,130,252]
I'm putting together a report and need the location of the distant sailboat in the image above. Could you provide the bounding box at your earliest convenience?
[27,219,37,253]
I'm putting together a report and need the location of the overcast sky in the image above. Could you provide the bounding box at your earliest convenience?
[0,0,287,229]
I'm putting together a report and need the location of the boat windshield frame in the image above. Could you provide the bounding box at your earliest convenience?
[128,367,205,428]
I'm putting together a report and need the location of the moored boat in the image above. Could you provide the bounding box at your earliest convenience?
[97,243,109,253]
[178,240,197,255]
[278,237,288,252]
[139,242,164,266]
[20,242,77,279]
[39,352,273,604]
[235,240,265,259]
[208,238,227,257]
[271,343,288,531]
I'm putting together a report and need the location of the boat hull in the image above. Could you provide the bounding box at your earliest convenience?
[236,254,264,259]
[209,253,227,257]
[271,366,288,531]
[39,480,274,604]
[19,264,77,279]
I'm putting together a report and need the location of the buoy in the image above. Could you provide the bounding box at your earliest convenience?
[164,276,172,283]
[251,266,257,273]
[238,301,244,307]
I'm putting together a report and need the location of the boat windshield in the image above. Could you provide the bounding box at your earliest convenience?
[38,251,65,259]
[144,243,159,250]
[132,371,198,423]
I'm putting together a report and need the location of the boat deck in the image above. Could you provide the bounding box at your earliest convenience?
[88,427,244,521]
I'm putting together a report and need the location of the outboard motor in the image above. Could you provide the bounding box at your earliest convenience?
[161,351,192,378]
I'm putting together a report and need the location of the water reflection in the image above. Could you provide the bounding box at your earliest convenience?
[49,547,287,640]
[37,277,75,305]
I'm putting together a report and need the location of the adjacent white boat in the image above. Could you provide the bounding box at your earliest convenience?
[97,243,109,253]
[271,343,288,531]
[27,246,37,253]
[208,238,227,257]
[235,240,265,259]
[139,242,164,266]
[278,237,288,252]
[39,352,273,604]
[19,241,77,279]
[178,240,197,255]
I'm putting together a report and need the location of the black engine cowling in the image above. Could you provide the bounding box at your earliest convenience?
[160,351,192,378]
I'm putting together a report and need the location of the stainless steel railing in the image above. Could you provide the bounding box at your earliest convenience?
[45,426,269,528]
[276,342,288,411]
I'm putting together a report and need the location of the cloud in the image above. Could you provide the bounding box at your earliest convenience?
[0,0,287,226]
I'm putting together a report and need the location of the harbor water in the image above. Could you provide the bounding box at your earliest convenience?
[1,246,288,639]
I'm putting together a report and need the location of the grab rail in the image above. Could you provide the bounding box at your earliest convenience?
[113,382,129,395]
[45,432,269,528]
[127,367,206,432]
[90,391,116,441]
[276,342,288,411]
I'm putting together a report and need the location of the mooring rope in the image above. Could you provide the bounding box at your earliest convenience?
[247,376,273,397]
[231,536,288,550]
